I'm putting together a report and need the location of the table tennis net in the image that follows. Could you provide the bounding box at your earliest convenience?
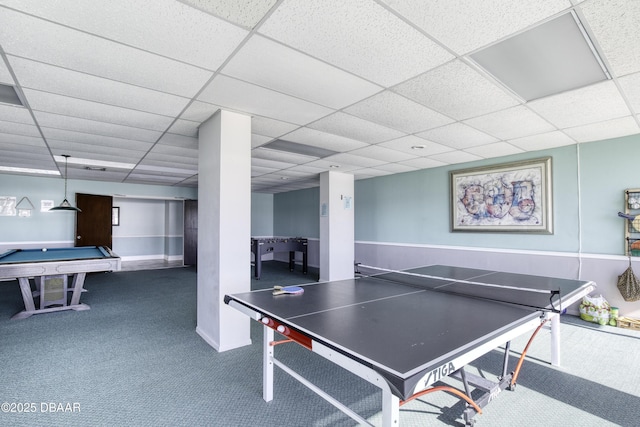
[355,264,562,312]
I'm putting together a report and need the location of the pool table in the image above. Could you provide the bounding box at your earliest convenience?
[0,246,121,319]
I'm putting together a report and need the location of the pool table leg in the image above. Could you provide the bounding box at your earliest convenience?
[17,277,36,312]
[69,272,86,306]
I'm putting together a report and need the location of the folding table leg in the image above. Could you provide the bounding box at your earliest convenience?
[263,326,274,402]
[550,313,561,366]
[381,389,399,427]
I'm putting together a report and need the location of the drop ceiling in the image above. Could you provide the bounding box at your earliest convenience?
[0,0,638,193]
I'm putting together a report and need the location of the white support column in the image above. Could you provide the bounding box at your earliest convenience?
[319,171,354,282]
[196,109,252,352]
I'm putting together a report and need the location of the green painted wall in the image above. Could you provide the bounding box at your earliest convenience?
[0,174,195,246]
[272,134,640,256]
[274,187,319,238]
[251,192,274,236]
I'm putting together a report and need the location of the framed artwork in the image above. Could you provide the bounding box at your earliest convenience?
[450,157,552,233]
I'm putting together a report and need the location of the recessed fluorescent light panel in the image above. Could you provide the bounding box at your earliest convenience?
[470,11,610,101]
[0,166,59,175]
[0,83,24,106]
[262,139,338,158]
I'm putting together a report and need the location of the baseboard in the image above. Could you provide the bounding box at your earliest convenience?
[196,326,252,352]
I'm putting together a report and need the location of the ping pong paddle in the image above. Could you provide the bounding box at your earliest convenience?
[272,285,304,296]
[618,212,640,232]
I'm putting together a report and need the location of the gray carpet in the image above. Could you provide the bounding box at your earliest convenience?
[0,262,639,426]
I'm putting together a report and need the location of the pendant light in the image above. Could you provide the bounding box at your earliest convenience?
[50,154,81,212]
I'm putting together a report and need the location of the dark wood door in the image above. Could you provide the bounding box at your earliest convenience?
[184,200,197,266]
[75,193,113,248]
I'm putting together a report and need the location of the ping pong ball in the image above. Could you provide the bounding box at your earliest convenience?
[42,248,47,252]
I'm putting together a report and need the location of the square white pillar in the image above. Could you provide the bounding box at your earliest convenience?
[196,110,251,352]
[319,171,354,282]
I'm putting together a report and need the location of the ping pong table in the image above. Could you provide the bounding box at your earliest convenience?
[224,264,596,426]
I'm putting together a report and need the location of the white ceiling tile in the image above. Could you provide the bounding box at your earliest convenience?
[508,130,576,151]
[464,142,524,158]
[373,163,418,173]
[157,133,198,149]
[562,116,640,143]
[125,173,184,185]
[58,155,136,170]
[377,135,454,157]
[167,120,199,138]
[347,145,417,162]
[251,116,299,138]
[619,72,640,112]
[251,157,297,170]
[528,80,631,128]
[351,168,393,178]
[69,169,130,182]
[394,60,520,120]
[35,111,162,143]
[417,123,498,149]
[0,120,40,137]
[253,174,291,185]
[258,0,454,87]
[3,0,249,71]
[463,106,556,140]
[0,104,34,125]
[321,152,386,168]
[25,89,174,132]
[198,75,332,125]
[0,141,47,155]
[145,144,198,161]
[0,1,637,193]
[286,164,329,175]
[344,91,454,133]
[136,166,195,178]
[46,137,149,158]
[252,165,277,176]
[581,0,640,77]
[180,101,222,123]
[10,57,191,117]
[0,132,46,147]
[1,150,54,163]
[43,129,152,152]
[181,0,278,28]
[302,159,360,172]
[281,127,368,152]
[0,59,13,85]
[251,134,272,148]
[252,147,316,164]
[0,148,52,161]
[352,172,376,180]
[0,8,213,96]
[48,143,144,165]
[396,157,447,170]
[382,0,570,54]
[272,168,315,179]
[138,156,197,170]
[308,112,405,144]
[222,35,381,109]
[429,150,483,165]
[0,153,52,167]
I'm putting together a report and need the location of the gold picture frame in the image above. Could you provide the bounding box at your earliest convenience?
[450,157,553,233]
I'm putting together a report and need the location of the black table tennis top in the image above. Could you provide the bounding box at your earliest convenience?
[225,265,595,399]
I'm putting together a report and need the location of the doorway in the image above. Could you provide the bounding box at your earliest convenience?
[75,193,113,248]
